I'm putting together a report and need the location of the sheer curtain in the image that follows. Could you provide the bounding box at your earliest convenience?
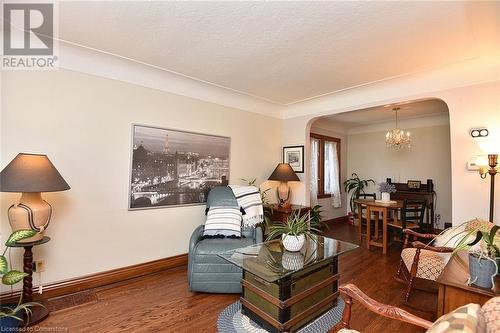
[310,139,319,206]
[325,141,341,208]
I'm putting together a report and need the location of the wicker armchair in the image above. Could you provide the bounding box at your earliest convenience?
[395,229,454,302]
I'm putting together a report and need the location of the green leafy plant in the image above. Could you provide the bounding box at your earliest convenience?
[1,230,44,323]
[343,173,375,213]
[453,224,500,259]
[310,205,328,231]
[266,210,321,241]
[241,178,271,205]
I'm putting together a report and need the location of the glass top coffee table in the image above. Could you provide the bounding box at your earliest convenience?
[219,235,358,333]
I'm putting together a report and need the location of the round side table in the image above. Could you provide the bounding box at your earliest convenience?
[7,236,50,326]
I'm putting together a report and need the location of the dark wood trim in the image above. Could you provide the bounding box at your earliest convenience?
[0,253,188,302]
[310,133,341,197]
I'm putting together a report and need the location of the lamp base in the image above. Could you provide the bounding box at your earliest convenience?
[277,182,291,207]
[8,193,52,243]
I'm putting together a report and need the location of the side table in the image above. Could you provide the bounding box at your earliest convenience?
[7,236,50,326]
[437,252,499,317]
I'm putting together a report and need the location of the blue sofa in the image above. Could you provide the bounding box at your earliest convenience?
[188,186,263,293]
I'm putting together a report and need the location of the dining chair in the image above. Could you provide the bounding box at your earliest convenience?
[387,199,426,242]
[356,193,377,242]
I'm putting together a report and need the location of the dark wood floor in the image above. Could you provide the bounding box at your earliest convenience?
[35,222,437,332]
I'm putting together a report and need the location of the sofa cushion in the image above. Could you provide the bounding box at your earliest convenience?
[203,206,242,237]
[401,247,450,281]
[480,296,500,333]
[195,237,255,255]
[426,303,480,333]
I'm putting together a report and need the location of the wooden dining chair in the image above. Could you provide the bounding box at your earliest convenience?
[387,199,426,242]
[356,193,377,242]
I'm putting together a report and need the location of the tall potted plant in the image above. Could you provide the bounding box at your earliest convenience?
[0,230,44,329]
[453,224,499,289]
[343,173,375,215]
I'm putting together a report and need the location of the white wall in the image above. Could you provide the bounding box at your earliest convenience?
[0,69,282,289]
[347,121,452,228]
[283,80,500,226]
[309,123,348,220]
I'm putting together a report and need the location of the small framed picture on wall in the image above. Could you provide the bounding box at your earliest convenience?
[283,145,304,173]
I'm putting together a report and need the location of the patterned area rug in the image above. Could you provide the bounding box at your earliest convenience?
[217,298,344,333]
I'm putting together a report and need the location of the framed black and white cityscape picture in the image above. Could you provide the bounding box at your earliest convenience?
[283,145,304,173]
[129,124,230,209]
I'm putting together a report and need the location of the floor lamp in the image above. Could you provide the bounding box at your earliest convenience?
[476,137,499,222]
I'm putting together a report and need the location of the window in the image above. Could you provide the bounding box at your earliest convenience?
[310,133,341,206]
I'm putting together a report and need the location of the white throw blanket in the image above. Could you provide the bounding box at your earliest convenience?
[229,185,263,227]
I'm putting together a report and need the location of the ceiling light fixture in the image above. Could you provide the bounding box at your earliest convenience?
[385,107,411,149]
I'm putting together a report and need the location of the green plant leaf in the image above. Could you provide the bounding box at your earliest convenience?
[466,231,483,247]
[2,270,27,285]
[0,255,8,274]
[489,225,499,244]
[5,230,37,245]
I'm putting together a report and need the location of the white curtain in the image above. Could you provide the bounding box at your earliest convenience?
[325,141,342,208]
[310,139,319,205]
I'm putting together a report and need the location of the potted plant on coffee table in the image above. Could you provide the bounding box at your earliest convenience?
[453,224,499,289]
[266,211,322,252]
[1,230,44,330]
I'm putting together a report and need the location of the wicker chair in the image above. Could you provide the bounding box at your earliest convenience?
[395,219,495,302]
[395,228,454,302]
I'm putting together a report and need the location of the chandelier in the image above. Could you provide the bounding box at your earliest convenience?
[385,107,411,149]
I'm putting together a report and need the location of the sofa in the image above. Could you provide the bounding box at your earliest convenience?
[188,186,263,293]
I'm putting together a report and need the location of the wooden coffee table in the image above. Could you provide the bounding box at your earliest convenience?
[219,236,358,332]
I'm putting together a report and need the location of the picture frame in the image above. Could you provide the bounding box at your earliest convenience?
[407,180,421,191]
[283,145,304,173]
[129,124,230,210]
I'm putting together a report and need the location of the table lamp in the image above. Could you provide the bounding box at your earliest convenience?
[268,163,300,207]
[0,153,70,242]
[475,136,499,222]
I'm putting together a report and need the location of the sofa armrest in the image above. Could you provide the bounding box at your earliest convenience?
[411,241,454,253]
[188,225,204,285]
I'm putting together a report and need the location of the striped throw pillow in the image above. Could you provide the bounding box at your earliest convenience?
[203,206,242,238]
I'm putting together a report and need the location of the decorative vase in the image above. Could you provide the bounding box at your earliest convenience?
[282,234,305,252]
[282,251,305,270]
[381,192,391,202]
[468,253,498,289]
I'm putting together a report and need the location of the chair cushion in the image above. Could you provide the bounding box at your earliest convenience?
[203,206,242,237]
[401,248,450,281]
[338,329,360,333]
[194,237,255,255]
[480,296,500,333]
[426,303,480,333]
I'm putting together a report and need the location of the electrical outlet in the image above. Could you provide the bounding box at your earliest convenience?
[34,260,46,272]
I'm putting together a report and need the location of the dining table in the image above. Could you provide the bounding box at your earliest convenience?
[354,198,404,255]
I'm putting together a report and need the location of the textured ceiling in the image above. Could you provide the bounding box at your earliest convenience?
[59,1,494,105]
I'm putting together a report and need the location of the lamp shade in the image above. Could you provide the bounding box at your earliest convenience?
[268,163,300,182]
[0,153,70,192]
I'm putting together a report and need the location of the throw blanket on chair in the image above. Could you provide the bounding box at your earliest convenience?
[229,185,263,227]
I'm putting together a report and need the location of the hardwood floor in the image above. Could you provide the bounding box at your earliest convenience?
[35,222,437,332]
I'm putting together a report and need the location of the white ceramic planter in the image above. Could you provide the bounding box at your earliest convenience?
[381,192,391,202]
[282,251,305,270]
[282,234,305,252]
